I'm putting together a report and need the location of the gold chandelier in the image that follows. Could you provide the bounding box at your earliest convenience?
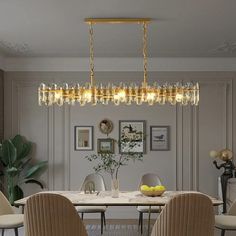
[38,18,199,106]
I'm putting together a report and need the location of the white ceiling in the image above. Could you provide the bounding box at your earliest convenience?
[0,0,236,57]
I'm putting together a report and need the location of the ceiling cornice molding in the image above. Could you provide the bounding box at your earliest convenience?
[3,57,236,72]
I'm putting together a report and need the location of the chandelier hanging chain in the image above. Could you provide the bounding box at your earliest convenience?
[89,23,95,86]
[142,22,148,86]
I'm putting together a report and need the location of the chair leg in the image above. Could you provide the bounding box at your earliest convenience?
[14,228,19,236]
[101,212,104,234]
[138,212,141,226]
[140,212,143,235]
[103,212,106,227]
[221,229,225,236]
[81,212,84,220]
[1,229,5,236]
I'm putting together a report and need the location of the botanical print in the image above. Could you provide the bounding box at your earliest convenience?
[119,121,145,153]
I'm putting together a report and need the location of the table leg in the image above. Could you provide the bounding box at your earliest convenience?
[147,205,151,236]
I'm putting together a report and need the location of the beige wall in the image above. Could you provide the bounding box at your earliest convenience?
[4,71,236,218]
[0,70,3,141]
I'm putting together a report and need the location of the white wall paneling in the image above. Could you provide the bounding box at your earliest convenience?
[4,71,236,218]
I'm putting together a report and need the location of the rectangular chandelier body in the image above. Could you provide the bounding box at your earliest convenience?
[38,82,200,106]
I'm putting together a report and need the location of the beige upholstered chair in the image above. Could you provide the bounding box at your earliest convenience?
[137,173,163,234]
[215,199,236,236]
[76,173,107,234]
[151,192,215,236]
[24,193,87,236]
[0,191,23,236]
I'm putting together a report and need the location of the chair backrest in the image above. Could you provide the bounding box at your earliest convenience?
[139,173,162,188]
[80,173,106,191]
[151,193,214,236]
[0,191,14,215]
[24,193,87,236]
[228,199,236,215]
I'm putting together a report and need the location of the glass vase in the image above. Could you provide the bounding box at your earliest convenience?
[111,178,119,198]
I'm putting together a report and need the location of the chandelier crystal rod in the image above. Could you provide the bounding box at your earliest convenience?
[38,18,199,106]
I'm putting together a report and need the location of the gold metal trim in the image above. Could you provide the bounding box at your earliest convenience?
[84,18,151,24]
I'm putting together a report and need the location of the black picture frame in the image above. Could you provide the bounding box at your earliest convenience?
[150,126,170,151]
[74,126,93,151]
[119,120,146,154]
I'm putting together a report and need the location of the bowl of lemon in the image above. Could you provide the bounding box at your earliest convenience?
[140,185,166,197]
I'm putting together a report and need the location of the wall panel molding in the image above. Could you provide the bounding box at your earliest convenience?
[192,105,199,191]
[63,105,71,190]
[176,104,183,190]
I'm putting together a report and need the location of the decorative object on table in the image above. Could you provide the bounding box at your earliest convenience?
[97,138,114,154]
[0,135,48,204]
[99,119,113,136]
[119,120,146,154]
[74,126,93,151]
[140,184,166,197]
[150,126,170,151]
[210,148,235,213]
[84,181,96,194]
[84,139,143,198]
[38,18,199,107]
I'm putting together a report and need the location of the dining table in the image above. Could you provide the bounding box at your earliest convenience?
[14,190,223,236]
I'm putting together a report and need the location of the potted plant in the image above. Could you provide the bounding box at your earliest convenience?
[85,139,143,197]
[0,135,48,204]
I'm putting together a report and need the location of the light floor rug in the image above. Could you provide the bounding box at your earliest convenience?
[0,226,228,236]
[1,225,150,236]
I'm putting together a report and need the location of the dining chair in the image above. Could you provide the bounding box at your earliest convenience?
[24,193,87,236]
[137,173,163,234]
[151,192,215,236]
[76,173,107,234]
[0,191,24,236]
[215,199,236,236]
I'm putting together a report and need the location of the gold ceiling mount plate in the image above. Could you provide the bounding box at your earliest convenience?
[84,18,151,24]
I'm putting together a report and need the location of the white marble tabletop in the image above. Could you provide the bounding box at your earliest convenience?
[14,190,223,207]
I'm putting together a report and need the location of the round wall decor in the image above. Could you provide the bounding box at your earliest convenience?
[99,119,113,135]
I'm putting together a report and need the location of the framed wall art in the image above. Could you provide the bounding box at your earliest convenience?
[119,120,146,154]
[74,126,93,151]
[97,138,115,153]
[99,119,113,136]
[150,126,170,151]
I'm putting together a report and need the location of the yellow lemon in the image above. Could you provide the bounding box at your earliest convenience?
[140,185,149,191]
[149,186,155,191]
[155,185,166,191]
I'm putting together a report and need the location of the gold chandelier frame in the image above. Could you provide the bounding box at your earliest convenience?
[38,18,199,106]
